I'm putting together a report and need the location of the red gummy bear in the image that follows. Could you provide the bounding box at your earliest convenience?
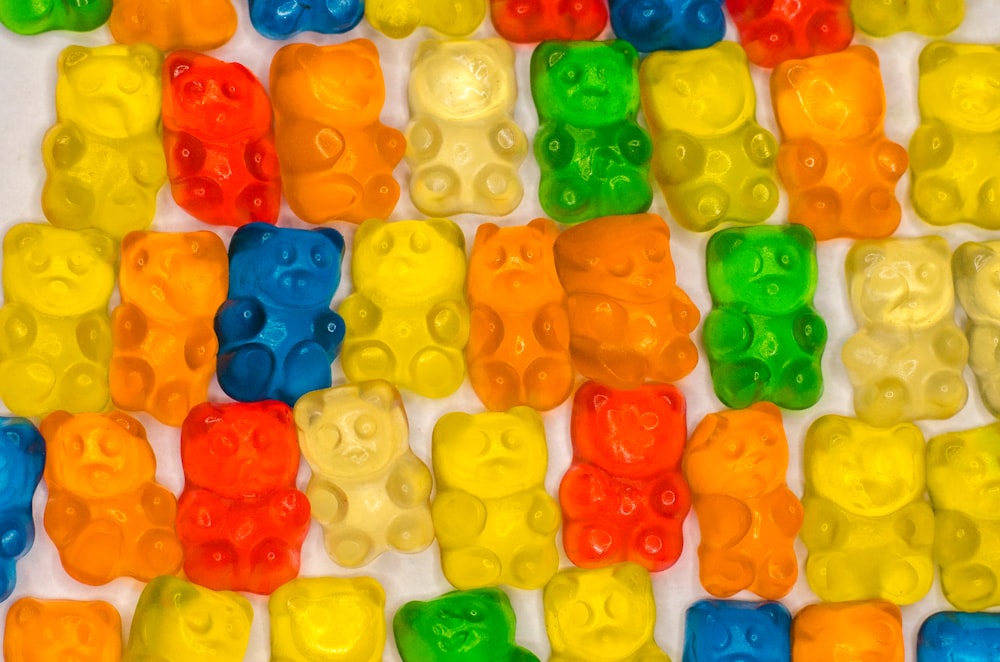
[177,401,310,595]
[490,0,608,42]
[162,51,281,227]
[726,0,854,69]
[560,381,690,572]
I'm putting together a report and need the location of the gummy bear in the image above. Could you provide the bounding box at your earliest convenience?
[270,40,406,224]
[544,563,670,662]
[726,0,854,69]
[910,42,1000,230]
[852,0,964,37]
[608,0,726,52]
[466,218,573,412]
[365,0,486,38]
[685,403,802,600]
[111,231,228,426]
[395,587,539,662]
[683,599,791,662]
[842,236,968,425]
[215,222,346,406]
[177,401,311,595]
[791,601,904,662]
[123,575,252,662]
[42,44,166,239]
[801,415,934,604]
[703,225,827,409]
[562,381,690,572]
[552,213,700,389]
[489,0,607,42]
[0,0,111,34]
[0,224,116,417]
[270,576,386,662]
[0,418,44,601]
[771,46,908,240]
[639,41,779,232]
[293,380,434,568]
[432,407,560,590]
[249,0,363,39]
[4,598,121,662]
[40,411,183,586]
[530,40,653,224]
[162,51,281,227]
[954,241,1000,416]
[339,218,470,398]
[407,38,527,217]
[918,612,1000,662]
[108,0,236,52]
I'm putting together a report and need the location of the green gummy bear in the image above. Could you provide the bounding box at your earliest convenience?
[0,0,111,34]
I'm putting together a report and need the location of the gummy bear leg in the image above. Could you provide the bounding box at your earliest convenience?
[184,542,237,591]
[474,165,523,215]
[249,538,296,593]
[853,187,900,238]
[941,563,999,611]
[64,520,124,585]
[776,358,823,410]
[699,548,754,598]
[925,369,968,419]
[632,525,683,572]
[109,356,154,412]
[283,341,334,404]
[175,176,224,222]
[916,0,963,34]
[710,358,770,409]
[979,178,1000,229]
[42,176,96,230]
[0,561,14,602]
[326,0,365,24]
[742,176,779,222]
[657,337,699,382]
[367,0,420,38]
[411,166,460,216]
[681,183,730,232]
[524,356,574,412]
[326,528,376,568]
[0,513,30,559]
[757,548,798,600]
[151,381,194,427]
[469,360,521,412]
[0,359,55,416]
[410,347,462,398]
[912,176,961,226]
[135,528,184,580]
[217,344,275,402]
[341,340,395,384]
[686,0,726,46]
[442,547,503,590]
[880,557,932,605]
[387,510,434,554]
[540,173,592,224]
[59,362,109,413]
[107,187,154,238]
[511,543,558,589]
[855,377,908,427]
[563,522,619,567]
[790,187,841,241]
[804,552,862,602]
[364,173,401,221]
[607,174,652,216]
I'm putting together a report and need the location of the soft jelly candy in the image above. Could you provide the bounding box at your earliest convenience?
[123,575,252,662]
[41,411,183,585]
[407,38,527,217]
[918,612,1000,661]
[771,46,908,240]
[162,51,281,227]
[177,401,310,595]
[4,598,121,662]
[0,224,116,416]
[432,407,560,590]
[489,0,607,42]
[683,600,791,662]
[0,418,44,601]
[111,231,228,426]
[726,0,854,69]
[852,0,963,37]
[609,0,726,52]
[249,0,363,39]
[843,236,968,425]
[531,40,653,224]
[394,587,538,662]
[340,218,469,398]
[42,44,165,239]
[562,381,689,572]
[703,225,826,409]
[544,563,670,662]
[366,0,486,38]
[293,380,434,567]
[270,40,405,224]
[954,241,1000,415]
[270,576,386,662]
[215,223,345,406]
[639,42,779,232]
[0,0,111,34]
[109,0,236,52]
[466,218,572,412]
[801,415,934,604]
[791,601,904,662]
[552,213,699,389]
[685,403,802,600]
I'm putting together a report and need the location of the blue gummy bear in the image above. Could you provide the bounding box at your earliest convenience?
[918,612,1000,661]
[683,599,791,662]
[215,223,346,406]
[608,0,726,52]
[0,418,45,601]
[248,0,364,39]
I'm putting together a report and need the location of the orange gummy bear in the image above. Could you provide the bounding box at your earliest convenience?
[792,600,904,662]
[4,598,122,662]
[109,0,237,52]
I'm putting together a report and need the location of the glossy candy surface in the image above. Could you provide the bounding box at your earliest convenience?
[216,223,345,406]
[531,40,652,224]
[489,0,607,42]
[366,0,487,38]
[249,0,363,39]
[683,599,791,662]
[726,0,854,69]
[791,601,904,662]
[608,0,726,52]
[852,0,964,36]
[0,0,111,34]
[918,611,1000,661]
[109,0,236,51]
[0,418,44,601]
[4,598,121,662]
[954,241,1000,415]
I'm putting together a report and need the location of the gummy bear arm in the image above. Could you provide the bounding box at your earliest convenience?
[535,123,576,169]
[376,124,407,164]
[386,454,433,507]
[305,480,346,524]
[405,117,443,160]
[654,130,706,184]
[431,490,487,543]
[694,494,752,546]
[281,121,346,170]
[933,322,970,364]
[0,511,32,559]
[896,500,936,549]
[799,496,845,549]
[617,121,653,165]
[491,119,529,160]
[112,303,148,348]
[42,122,86,168]
[933,510,978,564]
[874,138,909,179]
[793,308,828,352]
[77,313,113,362]
[777,137,828,187]
[338,292,380,332]
[269,487,311,527]
[744,125,779,167]
[140,483,178,525]
[671,288,700,334]
[770,488,805,536]
[527,492,561,535]
[43,491,92,547]
[313,309,347,355]
[129,136,168,186]
[559,464,613,517]
[246,138,281,180]
[216,297,267,341]
[0,303,37,353]
[703,307,752,358]
[908,120,953,170]
[175,489,228,543]
[428,299,471,346]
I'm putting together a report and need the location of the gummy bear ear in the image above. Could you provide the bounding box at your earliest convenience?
[10,598,42,624]
[611,561,648,591]
[534,41,568,70]
[846,241,884,278]
[852,45,881,68]
[953,241,993,277]
[707,229,744,262]
[167,52,196,81]
[781,63,811,92]
[919,41,958,72]
[107,411,147,440]
[316,227,346,257]
[473,222,501,251]
[609,40,638,69]
[5,223,46,254]
[61,45,90,69]
[354,576,386,606]
[528,217,560,241]
[93,601,121,627]
[130,43,162,74]
[786,224,817,254]
[229,222,273,256]
[359,379,400,412]
[39,411,72,441]
[687,413,720,455]
[427,219,466,251]
[81,230,118,265]
[292,390,324,432]
[758,601,791,627]
[353,218,385,251]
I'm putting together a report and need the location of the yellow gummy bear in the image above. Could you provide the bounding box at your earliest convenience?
[365,0,486,38]
[852,0,964,37]
[954,241,1000,416]
[801,415,935,605]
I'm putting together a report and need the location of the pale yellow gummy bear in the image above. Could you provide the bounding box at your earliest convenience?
[954,241,1000,415]
[366,0,486,38]
[852,0,963,38]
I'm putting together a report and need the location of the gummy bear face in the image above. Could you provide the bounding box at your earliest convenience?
[928,426,1000,519]
[685,600,791,662]
[410,39,515,120]
[468,219,562,310]
[395,588,518,661]
[954,241,1000,320]
[918,43,1000,134]
[4,598,122,662]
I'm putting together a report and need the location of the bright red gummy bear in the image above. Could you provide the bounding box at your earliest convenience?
[560,381,690,572]
[726,0,854,69]
[489,0,607,42]
[177,400,310,595]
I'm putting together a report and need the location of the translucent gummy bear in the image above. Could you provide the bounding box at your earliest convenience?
[215,223,345,406]
[609,0,726,52]
[340,218,469,398]
[249,0,363,39]
[852,0,963,37]
[123,575,252,662]
[407,38,527,217]
[726,0,854,68]
[684,600,791,662]
[792,601,904,662]
[365,0,486,38]
[109,0,236,51]
[395,587,539,662]
[4,598,121,662]
[489,0,607,42]
[432,407,560,590]
[843,236,968,425]
[801,415,934,604]
[552,213,700,389]
[562,382,689,573]
[0,224,116,416]
[685,403,802,600]
[544,563,670,662]
[466,218,573,412]
[162,51,281,227]
[177,401,310,595]
[42,44,166,239]
[531,40,653,224]
[0,418,44,601]
[771,46,908,240]
[954,241,1000,415]
[911,42,1000,229]
[293,380,434,568]
[270,576,386,662]
[703,225,827,409]
[0,0,111,34]
[639,42,779,232]
[918,612,1000,662]
[40,411,183,586]
[270,40,405,224]
[111,231,228,426]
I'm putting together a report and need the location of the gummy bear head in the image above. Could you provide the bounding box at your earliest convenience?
[468,219,564,310]
[3,224,117,317]
[953,241,1000,321]
[793,601,902,661]
[531,40,640,128]
[918,42,1000,134]
[409,38,516,121]
[0,418,45,509]
[685,599,791,662]
[927,424,1000,518]
[394,588,518,662]
[5,598,122,662]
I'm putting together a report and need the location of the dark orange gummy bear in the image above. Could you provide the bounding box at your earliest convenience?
[109,0,237,52]
[4,597,121,662]
[792,600,904,662]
